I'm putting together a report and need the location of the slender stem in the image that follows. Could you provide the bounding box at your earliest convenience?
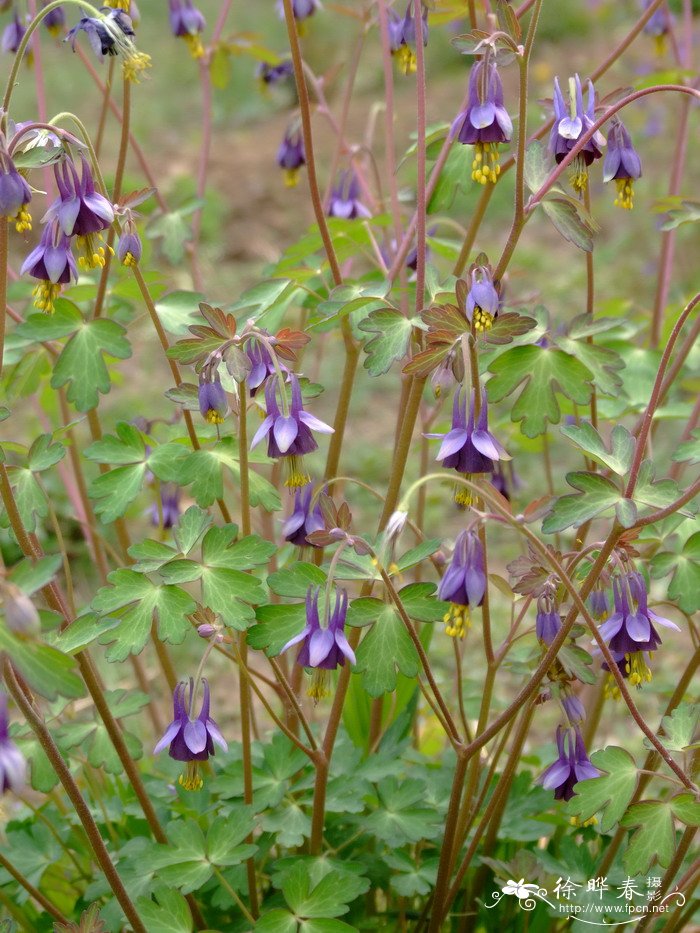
[0,220,7,380]
[413,0,428,315]
[212,866,256,926]
[94,58,115,160]
[453,183,493,277]
[636,827,696,933]
[376,0,403,248]
[429,754,468,927]
[323,325,360,487]
[190,60,213,290]
[268,657,318,751]
[0,851,67,923]
[3,660,147,933]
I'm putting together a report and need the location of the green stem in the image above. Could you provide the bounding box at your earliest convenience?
[0,851,68,923]
[0,219,7,380]
[636,826,696,933]
[212,866,256,926]
[3,660,147,933]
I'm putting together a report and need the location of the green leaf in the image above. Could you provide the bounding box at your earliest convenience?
[89,463,148,522]
[155,291,206,336]
[92,570,196,660]
[541,194,598,251]
[567,746,638,833]
[673,431,700,466]
[84,422,146,464]
[621,800,677,876]
[542,472,626,534]
[358,309,418,376]
[179,438,281,512]
[0,627,83,700]
[557,331,624,398]
[398,583,443,623]
[523,141,550,193]
[6,467,47,532]
[199,526,269,629]
[136,885,192,933]
[365,777,441,847]
[650,532,700,614]
[268,562,326,598]
[27,434,66,472]
[487,344,593,437]
[560,423,634,475]
[7,554,62,596]
[248,604,307,655]
[385,851,438,897]
[395,539,441,572]
[255,911,298,933]
[353,606,420,697]
[174,505,212,555]
[645,703,699,752]
[634,461,686,512]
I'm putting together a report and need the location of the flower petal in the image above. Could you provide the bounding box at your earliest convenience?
[437,429,468,461]
[153,720,181,754]
[334,628,356,666]
[308,628,335,667]
[273,415,299,453]
[250,415,274,449]
[183,719,208,754]
[299,411,335,434]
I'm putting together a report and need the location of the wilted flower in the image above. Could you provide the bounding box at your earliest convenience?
[603,119,642,210]
[283,483,324,547]
[464,264,500,331]
[256,59,293,87]
[0,146,32,232]
[20,219,77,313]
[66,8,150,82]
[538,725,598,801]
[42,2,66,36]
[251,374,334,488]
[0,692,25,794]
[43,155,114,269]
[198,373,228,425]
[437,529,486,638]
[388,1,428,75]
[150,484,180,529]
[426,388,509,506]
[549,75,605,193]
[168,0,205,59]
[277,126,306,187]
[280,586,355,701]
[597,571,679,686]
[327,170,371,219]
[2,10,27,57]
[154,679,227,790]
[642,0,672,56]
[455,59,512,184]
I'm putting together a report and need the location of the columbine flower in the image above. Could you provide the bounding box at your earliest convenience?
[198,373,228,425]
[66,8,150,82]
[0,145,32,233]
[603,119,642,210]
[2,10,27,57]
[388,1,428,75]
[277,0,320,32]
[549,75,605,193]
[154,679,227,791]
[280,587,355,701]
[455,59,512,184]
[42,2,66,36]
[277,126,306,188]
[562,690,586,724]
[43,155,114,269]
[536,592,561,646]
[538,725,599,801]
[150,483,180,529]
[257,59,293,88]
[251,374,334,488]
[283,483,324,547]
[426,388,509,506]
[2,584,41,637]
[117,226,141,266]
[245,337,287,396]
[464,264,500,331]
[20,219,77,313]
[168,0,205,59]
[588,586,609,621]
[327,170,371,219]
[0,692,26,794]
[437,529,486,638]
[642,0,672,56]
[597,571,680,687]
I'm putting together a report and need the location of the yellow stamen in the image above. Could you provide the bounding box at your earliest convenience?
[205,410,225,425]
[13,205,32,234]
[394,45,417,76]
[472,306,493,332]
[653,34,667,57]
[76,234,113,270]
[32,281,60,314]
[569,156,589,194]
[183,33,205,59]
[284,456,311,489]
[570,815,597,828]
[283,167,300,188]
[307,669,330,704]
[443,603,471,639]
[604,674,621,701]
[122,51,151,84]
[613,177,634,210]
[624,651,652,687]
[121,251,138,267]
[178,762,204,791]
[471,142,501,186]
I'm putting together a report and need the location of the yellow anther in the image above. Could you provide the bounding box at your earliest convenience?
[121,251,138,267]
[183,33,205,59]
[569,156,589,194]
[283,168,300,188]
[394,45,417,75]
[205,411,225,425]
[32,281,60,314]
[13,206,32,233]
[443,603,470,639]
[284,456,310,489]
[613,178,634,210]
[178,763,204,791]
[307,669,330,704]
[471,143,501,185]
[473,307,494,332]
[123,52,151,84]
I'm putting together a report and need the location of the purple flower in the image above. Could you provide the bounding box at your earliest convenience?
[168,0,205,58]
[42,2,66,36]
[66,9,135,58]
[154,679,227,790]
[283,483,324,547]
[0,692,26,795]
[588,587,609,621]
[245,337,287,395]
[455,60,512,184]
[464,264,500,331]
[277,127,306,188]
[597,572,679,686]
[150,484,180,529]
[20,220,77,314]
[536,593,561,646]
[280,587,355,701]
[490,462,519,501]
[437,529,486,638]
[0,149,32,232]
[198,374,228,425]
[327,171,371,219]
[603,119,642,210]
[549,75,605,193]
[251,374,334,488]
[277,0,321,24]
[117,228,142,266]
[388,1,428,75]
[538,726,599,802]
[426,388,509,505]
[2,11,26,55]
[642,0,672,55]
[257,59,294,87]
[562,691,586,724]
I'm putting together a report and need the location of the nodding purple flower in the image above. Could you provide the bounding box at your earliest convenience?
[117,227,142,266]
[0,147,32,233]
[2,11,27,56]
[66,8,134,57]
[43,155,114,270]
[251,373,334,488]
[0,692,26,795]
[154,679,227,791]
[388,1,428,75]
[280,587,355,701]
[536,592,561,646]
[257,59,294,87]
[603,119,642,210]
[430,353,457,399]
[549,75,605,193]
[276,0,321,32]
[327,171,371,220]
[168,0,205,58]
[597,571,679,687]
[642,0,672,55]
[437,529,486,638]
[455,60,512,184]
[464,265,500,331]
[150,484,181,529]
[20,220,77,314]
[538,725,599,801]
[588,587,609,621]
[277,127,306,188]
[490,462,519,501]
[283,483,324,548]
[42,2,66,36]
[198,374,228,425]
[562,691,586,724]
[426,388,509,506]
[245,337,287,396]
